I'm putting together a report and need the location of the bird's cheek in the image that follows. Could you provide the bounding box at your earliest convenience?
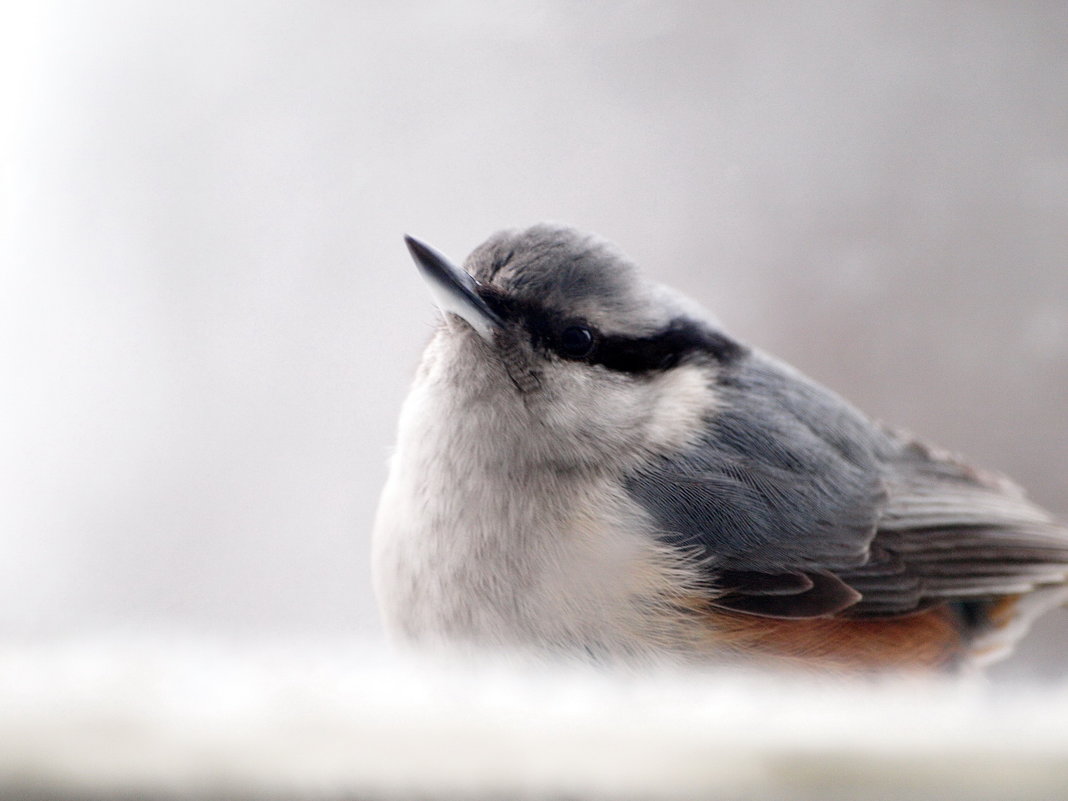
[530,369,622,437]
[642,364,720,455]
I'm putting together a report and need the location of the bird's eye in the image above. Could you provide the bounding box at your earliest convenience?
[558,325,596,359]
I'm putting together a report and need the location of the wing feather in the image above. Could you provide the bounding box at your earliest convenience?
[625,351,1068,620]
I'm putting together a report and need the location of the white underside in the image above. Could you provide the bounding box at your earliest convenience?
[372,331,713,663]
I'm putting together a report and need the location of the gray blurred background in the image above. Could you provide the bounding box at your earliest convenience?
[2,1,1066,680]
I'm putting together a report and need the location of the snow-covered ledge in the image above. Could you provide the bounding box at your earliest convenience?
[1,638,1065,800]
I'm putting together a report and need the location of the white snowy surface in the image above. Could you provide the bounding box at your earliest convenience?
[2,638,1066,800]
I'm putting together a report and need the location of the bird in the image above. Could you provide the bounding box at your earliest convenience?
[372,224,1068,672]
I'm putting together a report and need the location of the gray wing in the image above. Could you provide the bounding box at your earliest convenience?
[838,438,1068,617]
[625,351,1068,619]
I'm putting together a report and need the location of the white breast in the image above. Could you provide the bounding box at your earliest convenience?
[371,334,703,661]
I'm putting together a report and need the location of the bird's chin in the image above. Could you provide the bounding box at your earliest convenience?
[495,337,543,395]
[444,321,543,398]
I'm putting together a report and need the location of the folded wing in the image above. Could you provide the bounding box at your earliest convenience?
[625,352,1068,621]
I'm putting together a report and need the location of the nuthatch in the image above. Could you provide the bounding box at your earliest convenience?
[373,224,1068,671]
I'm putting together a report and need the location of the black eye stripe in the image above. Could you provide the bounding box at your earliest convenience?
[475,289,744,374]
[593,323,744,373]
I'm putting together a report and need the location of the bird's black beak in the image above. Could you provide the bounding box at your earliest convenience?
[404,235,505,341]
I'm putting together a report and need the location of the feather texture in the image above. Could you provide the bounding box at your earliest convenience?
[625,348,1068,633]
